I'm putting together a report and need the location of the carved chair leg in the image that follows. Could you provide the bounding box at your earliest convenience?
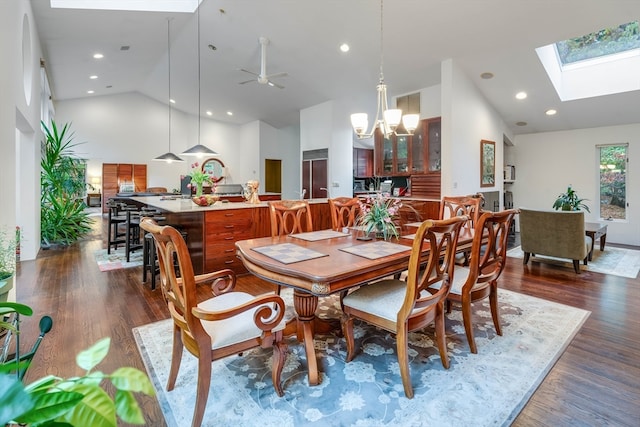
[523,252,531,265]
[167,323,183,391]
[573,259,581,273]
[461,296,477,354]
[396,326,414,399]
[192,355,212,427]
[341,316,356,362]
[271,333,287,397]
[489,282,502,336]
[435,302,450,369]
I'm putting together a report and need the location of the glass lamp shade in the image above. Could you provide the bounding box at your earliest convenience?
[153,152,184,163]
[383,109,402,130]
[402,114,420,134]
[181,144,218,157]
[350,113,368,136]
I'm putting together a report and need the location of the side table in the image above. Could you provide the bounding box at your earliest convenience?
[584,222,608,261]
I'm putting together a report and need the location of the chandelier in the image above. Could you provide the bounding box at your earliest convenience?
[350,0,419,139]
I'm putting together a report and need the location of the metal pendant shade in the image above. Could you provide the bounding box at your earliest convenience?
[181,3,218,157]
[154,18,184,163]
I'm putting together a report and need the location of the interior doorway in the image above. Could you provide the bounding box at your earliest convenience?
[264,159,282,193]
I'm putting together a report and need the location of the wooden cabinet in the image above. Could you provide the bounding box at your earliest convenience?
[353,148,373,177]
[204,209,254,274]
[374,117,441,177]
[101,163,147,212]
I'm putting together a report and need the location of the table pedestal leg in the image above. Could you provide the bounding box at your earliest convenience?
[293,289,320,385]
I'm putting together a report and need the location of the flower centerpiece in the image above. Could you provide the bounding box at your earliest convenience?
[185,162,215,197]
[357,193,402,240]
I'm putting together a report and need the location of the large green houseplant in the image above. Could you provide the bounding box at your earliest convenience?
[552,185,590,212]
[0,300,155,426]
[40,121,92,247]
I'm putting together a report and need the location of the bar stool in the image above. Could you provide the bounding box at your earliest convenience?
[142,226,187,290]
[106,201,127,254]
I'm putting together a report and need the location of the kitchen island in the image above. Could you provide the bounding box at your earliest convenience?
[129,195,332,275]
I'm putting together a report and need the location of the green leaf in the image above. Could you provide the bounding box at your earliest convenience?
[24,374,60,393]
[76,338,110,372]
[15,390,84,424]
[110,367,155,395]
[60,384,117,427]
[80,370,106,386]
[0,374,34,425]
[0,301,33,316]
[114,390,145,424]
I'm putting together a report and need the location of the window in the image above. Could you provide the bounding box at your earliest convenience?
[598,144,627,220]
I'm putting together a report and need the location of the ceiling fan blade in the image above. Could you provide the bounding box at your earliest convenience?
[239,68,259,77]
[268,80,285,89]
[238,79,256,85]
[266,72,288,79]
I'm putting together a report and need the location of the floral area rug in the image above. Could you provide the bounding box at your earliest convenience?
[507,245,640,278]
[93,247,143,272]
[133,289,589,427]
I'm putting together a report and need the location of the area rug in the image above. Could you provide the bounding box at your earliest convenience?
[507,245,640,278]
[133,289,589,427]
[93,247,143,271]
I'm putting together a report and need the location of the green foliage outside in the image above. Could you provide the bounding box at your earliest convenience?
[599,145,627,219]
[40,121,93,246]
[0,228,17,281]
[557,21,640,64]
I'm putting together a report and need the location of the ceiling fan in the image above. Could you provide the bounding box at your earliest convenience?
[239,37,287,89]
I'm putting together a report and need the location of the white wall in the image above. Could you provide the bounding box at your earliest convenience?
[1,1,43,266]
[513,124,639,245]
[258,122,300,200]
[442,59,508,200]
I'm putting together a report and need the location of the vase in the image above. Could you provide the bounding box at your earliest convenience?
[375,223,388,240]
[195,182,203,197]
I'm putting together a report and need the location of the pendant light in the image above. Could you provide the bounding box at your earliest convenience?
[181,1,218,157]
[154,18,184,163]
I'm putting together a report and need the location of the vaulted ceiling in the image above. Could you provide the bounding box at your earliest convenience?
[31,0,640,136]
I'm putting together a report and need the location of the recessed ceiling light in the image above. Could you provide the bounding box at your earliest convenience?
[515,121,528,126]
[340,43,350,53]
[93,53,103,59]
[545,109,557,115]
[169,98,175,104]
[206,111,212,116]
[89,75,98,79]
[515,91,527,100]
[87,90,94,94]
[480,72,494,79]
[226,111,233,116]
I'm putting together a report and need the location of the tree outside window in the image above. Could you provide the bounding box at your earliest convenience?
[599,144,627,220]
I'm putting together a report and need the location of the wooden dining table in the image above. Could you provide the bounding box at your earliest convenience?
[235,227,474,386]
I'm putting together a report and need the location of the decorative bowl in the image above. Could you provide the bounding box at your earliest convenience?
[192,195,218,206]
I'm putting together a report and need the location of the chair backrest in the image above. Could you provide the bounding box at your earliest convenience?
[145,186,168,193]
[400,215,467,323]
[464,209,519,291]
[139,217,217,346]
[440,196,481,230]
[519,208,587,260]
[328,197,360,230]
[268,200,313,236]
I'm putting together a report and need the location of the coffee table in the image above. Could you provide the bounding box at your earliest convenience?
[585,222,608,261]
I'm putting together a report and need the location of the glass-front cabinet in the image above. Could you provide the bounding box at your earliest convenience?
[374,117,441,176]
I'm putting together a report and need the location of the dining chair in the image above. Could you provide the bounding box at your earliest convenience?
[328,197,360,230]
[140,218,288,427]
[440,195,482,265]
[341,215,467,399]
[434,209,518,354]
[268,200,313,236]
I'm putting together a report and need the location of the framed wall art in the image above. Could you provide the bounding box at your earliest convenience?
[480,139,495,187]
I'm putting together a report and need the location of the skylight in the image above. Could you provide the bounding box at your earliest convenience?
[536,21,640,101]
[556,21,640,65]
[50,0,201,13]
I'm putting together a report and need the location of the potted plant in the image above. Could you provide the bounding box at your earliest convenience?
[552,185,591,212]
[0,309,155,427]
[357,193,403,240]
[40,120,93,247]
[0,227,17,302]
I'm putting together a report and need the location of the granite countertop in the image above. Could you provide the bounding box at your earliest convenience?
[129,194,325,213]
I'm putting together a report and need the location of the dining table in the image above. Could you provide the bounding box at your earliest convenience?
[235,226,475,386]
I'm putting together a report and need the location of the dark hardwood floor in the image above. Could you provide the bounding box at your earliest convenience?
[13,216,640,426]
